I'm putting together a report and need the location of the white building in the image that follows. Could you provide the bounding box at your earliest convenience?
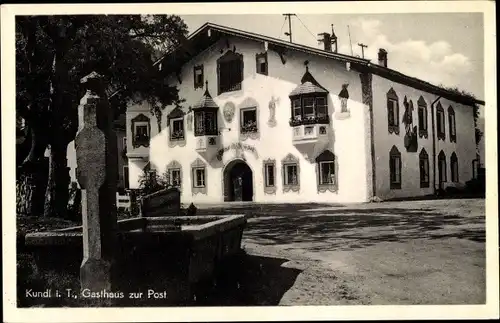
[124,23,484,203]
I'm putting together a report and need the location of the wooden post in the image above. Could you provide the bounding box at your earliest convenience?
[75,72,119,293]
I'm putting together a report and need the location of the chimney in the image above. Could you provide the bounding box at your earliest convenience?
[331,25,338,53]
[378,48,388,67]
[318,32,332,52]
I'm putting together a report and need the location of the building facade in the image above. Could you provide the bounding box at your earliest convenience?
[124,23,483,203]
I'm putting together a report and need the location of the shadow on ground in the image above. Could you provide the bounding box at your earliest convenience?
[235,206,485,252]
[194,253,302,306]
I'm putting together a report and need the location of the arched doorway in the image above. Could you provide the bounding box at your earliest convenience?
[223,159,253,202]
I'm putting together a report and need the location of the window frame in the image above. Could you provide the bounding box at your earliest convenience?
[387,88,400,135]
[450,152,459,183]
[193,64,204,89]
[255,52,268,76]
[419,148,429,188]
[217,50,244,95]
[193,167,206,188]
[302,97,315,119]
[282,153,300,192]
[262,158,277,195]
[316,150,338,193]
[191,158,207,195]
[436,102,446,141]
[448,106,456,143]
[417,96,428,138]
[438,151,447,183]
[169,117,185,141]
[292,99,302,119]
[389,145,402,189]
[240,107,258,134]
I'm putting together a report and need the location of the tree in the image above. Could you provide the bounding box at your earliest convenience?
[137,169,172,197]
[16,15,188,218]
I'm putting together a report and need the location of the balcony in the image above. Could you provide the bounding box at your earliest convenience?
[195,134,220,161]
[291,123,330,161]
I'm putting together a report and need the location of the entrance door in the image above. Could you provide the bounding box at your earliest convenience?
[225,160,253,202]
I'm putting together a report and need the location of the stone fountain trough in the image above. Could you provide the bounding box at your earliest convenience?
[23,214,247,305]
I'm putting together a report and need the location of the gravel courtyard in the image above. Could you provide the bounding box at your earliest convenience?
[195,198,486,305]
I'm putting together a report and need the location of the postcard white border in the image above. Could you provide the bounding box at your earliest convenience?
[2,1,498,322]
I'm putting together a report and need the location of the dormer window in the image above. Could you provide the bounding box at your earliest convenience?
[256,52,268,76]
[217,50,243,95]
[131,114,151,148]
[288,62,330,127]
[194,65,204,89]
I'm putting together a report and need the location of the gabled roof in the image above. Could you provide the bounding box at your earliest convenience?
[156,22,484,107]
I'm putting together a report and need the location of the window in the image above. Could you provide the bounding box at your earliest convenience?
[316,149,336,192]
[303,98,315,118]
[170,118,184,140]
[217,51,243,94]
[240,107,258,133]
[284,164,298,185]
[419,148,429,188]
[448,106,456,143]
[169,169,181,188]
[191,158,207,194]
[123,166,129,189]
[292,99,302,119]
[389,145,401,189]
[438,151,447,185]
[263,159,277,194]
[316,97,328,117]
[194,110,218,136]
[387,88,399,134]
[256,52,268,76]
[417,96,428,138]
[282,153,300,192]
[194,65,204,89]
[131,113,151,148]
[450,152,459,182]
[193,168,205,187]
[436,102,445,140]
[167,160,182,189]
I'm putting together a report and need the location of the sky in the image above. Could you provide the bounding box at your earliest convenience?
[180,13,485,100]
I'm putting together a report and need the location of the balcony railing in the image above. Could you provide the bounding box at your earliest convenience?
[289,114,330,127]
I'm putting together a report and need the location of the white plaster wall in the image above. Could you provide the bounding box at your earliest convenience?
[139,36,371,204]
[372,75,477,200]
